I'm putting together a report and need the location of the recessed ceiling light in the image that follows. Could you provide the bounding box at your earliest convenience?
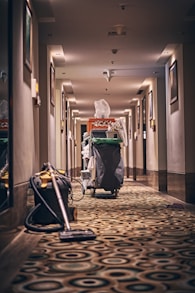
[108,24,127,36]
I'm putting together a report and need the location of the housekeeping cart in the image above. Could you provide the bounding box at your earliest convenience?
[81,118,124,198]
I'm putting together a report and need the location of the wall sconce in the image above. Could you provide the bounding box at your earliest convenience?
[31,78,41,107]
[150,119,156,131]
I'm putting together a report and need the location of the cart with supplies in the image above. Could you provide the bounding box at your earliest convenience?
[81,118,125,198]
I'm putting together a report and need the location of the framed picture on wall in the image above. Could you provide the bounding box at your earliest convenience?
[169,60,178,104]
[24,1,32,71]
[149,90,153,121]
[50,63,55,106]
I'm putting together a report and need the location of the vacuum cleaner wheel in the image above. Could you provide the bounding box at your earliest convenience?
[59,229,96,242]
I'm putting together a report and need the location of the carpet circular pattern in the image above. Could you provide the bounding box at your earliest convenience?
[9,180,195,293]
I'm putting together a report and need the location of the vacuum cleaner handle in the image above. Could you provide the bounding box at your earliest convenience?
[47,162,71,231]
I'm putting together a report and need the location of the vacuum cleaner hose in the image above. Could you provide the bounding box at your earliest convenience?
[24,176,65,233]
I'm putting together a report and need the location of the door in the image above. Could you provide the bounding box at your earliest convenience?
[142,96,146,174]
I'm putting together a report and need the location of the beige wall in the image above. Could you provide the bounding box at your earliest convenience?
[166,45,185,174]
[13,0,39,184]
[134,79,160,172]
[165,43,195,174]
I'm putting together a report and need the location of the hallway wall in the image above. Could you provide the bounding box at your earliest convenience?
[166,44,195,203]
[13,0,35,184]
[166,45,185,175]
[132,76,167,191]
[1,0,40,227]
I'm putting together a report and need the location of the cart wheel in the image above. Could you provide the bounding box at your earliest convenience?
[90,188,96,196]
[110,189,118,198]
[81,185,85,195]
[68,207,77,221]
[114,189,118,197]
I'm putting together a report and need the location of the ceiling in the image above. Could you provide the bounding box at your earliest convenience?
[32,0,195,118]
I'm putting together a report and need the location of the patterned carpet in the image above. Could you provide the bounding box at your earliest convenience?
[8,179,195,293]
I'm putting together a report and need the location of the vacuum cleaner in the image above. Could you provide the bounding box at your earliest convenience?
[25,162,96,242]
[0,162,9,212]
